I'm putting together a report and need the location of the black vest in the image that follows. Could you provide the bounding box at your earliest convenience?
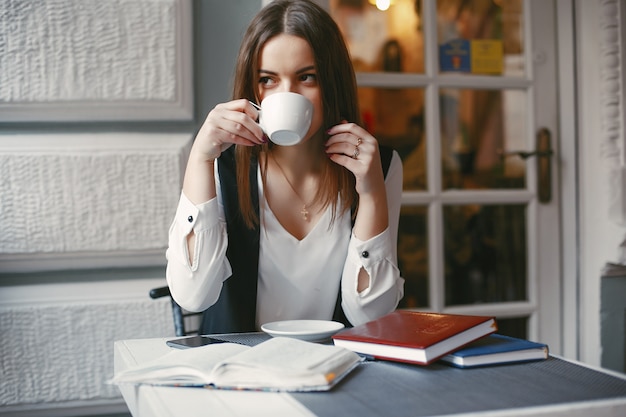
[199,146,394,334]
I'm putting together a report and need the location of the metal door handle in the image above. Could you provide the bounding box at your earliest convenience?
[498,128,553,203]
[499,149,553,160]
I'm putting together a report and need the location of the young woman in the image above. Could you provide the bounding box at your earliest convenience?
[166,0,404,334]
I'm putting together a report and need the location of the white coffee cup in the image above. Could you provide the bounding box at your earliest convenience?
[256,92,313,146]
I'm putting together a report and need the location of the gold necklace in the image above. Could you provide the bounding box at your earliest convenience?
[271,154,312,221]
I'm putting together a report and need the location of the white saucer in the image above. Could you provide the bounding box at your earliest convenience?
[261,320,345,342]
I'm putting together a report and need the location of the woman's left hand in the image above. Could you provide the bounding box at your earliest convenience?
[325,121,386,196]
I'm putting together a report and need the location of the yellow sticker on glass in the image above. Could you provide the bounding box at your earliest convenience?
[470,40,503,75]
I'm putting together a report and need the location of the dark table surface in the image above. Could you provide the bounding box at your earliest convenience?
[212,332,626,417]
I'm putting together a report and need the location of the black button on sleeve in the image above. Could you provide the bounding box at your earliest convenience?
[361,251,369,258]
[187,215,193,223]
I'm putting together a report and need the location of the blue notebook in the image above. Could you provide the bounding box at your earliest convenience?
[440,334,549,368]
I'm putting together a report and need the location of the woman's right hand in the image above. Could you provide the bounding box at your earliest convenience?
[182,99,265,205]
[192,99,266,161]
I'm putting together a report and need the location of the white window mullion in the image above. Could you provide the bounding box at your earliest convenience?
[423,0,444,311]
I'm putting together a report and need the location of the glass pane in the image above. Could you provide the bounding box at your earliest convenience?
[330,0,424,73]
[444,204,527,306]
[437,0,524,76]
[440,89,527,190]
[397,206,428,308]
[358,87,426,190]
[495,317,528,339]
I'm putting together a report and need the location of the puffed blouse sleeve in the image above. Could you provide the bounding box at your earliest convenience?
[341,150,405,326]
[165,165,232,312]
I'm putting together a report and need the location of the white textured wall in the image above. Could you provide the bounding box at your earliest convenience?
[0,133,191,272]
[577,0,626,367]
[0,0,193,121]
[0,301,171,405]
[0,134,187,255]
[0,280,175,414]
[0,0,177,103]
[0,133,190,415]
[0,132,192,417]
[0,1,253,416]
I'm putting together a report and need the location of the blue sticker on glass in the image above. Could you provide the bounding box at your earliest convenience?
[439,39,471,73]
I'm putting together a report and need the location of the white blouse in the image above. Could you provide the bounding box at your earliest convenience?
[166,151,404,329]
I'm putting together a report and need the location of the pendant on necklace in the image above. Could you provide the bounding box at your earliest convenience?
[300,205,309,221]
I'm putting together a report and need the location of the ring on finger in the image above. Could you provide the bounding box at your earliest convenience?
[352,145,360,159]
[356,137,363,146]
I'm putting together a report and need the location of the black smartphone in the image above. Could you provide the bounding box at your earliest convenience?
[166,335,227,349]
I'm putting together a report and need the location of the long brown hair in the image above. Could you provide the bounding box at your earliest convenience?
[231,0,359,228]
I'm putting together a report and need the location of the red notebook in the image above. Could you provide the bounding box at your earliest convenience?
[332,310,497,365]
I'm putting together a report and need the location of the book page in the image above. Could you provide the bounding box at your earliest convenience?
[113,337,361,391]
[112,342,249,386]
[210,337,361,391]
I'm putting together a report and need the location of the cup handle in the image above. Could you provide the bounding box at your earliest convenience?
[249,101,262,123]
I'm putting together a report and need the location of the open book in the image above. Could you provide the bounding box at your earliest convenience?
[112,336,362,392]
